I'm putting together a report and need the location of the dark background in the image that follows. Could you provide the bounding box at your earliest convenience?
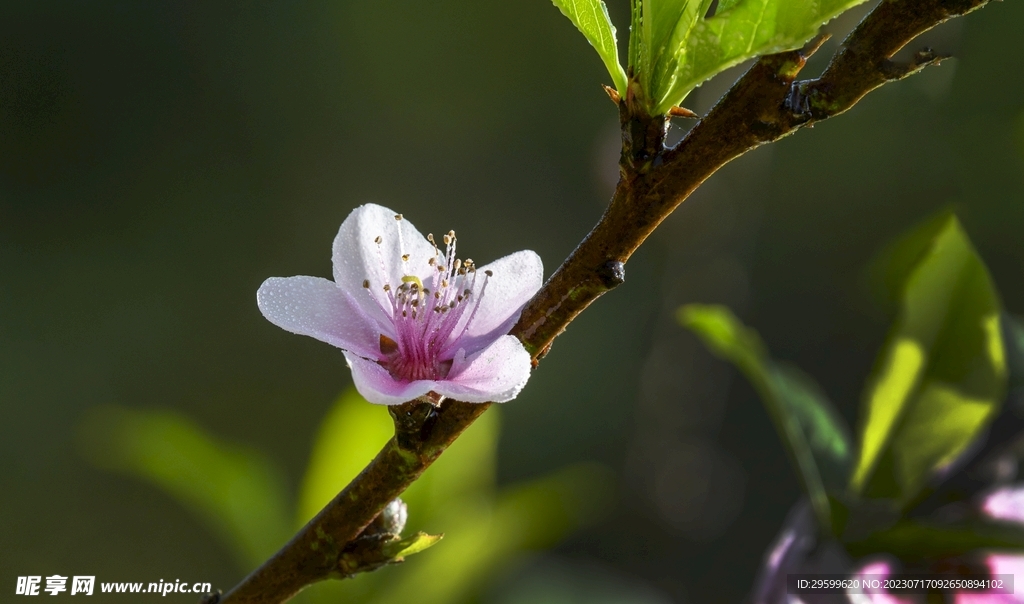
[2,1,1023,602]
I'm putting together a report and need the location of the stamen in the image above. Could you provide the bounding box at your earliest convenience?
[362,280,370,288]
[374,236,382,244]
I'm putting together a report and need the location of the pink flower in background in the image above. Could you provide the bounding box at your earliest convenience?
[851,560,919,604]
[257,203,542,405]
[983,486,1024,525]
[955,554,1024,604]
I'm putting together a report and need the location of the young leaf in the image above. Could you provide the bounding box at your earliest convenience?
[679,304,852,531]
[551,0,629,95]
[79,406,292,569]
[382,532,444,560]
[633,0,869,116]
[850,215,1007,505]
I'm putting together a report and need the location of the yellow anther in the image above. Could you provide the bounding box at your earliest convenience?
[401,275,423,289]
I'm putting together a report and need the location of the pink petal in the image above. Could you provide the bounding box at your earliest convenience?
[343,352,436,405]
[983,486,1024,524]
[955,594,1019,604]
[331,204,437,322]
[257,276,381,358]
[853,560,919,604]
[433,335,532,403]
[444,250,543,356]
[954,555,1024,604]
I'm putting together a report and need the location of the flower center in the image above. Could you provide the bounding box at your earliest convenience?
[362,216,492,382]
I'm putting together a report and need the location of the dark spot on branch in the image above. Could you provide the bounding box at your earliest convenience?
[597,260,626,289]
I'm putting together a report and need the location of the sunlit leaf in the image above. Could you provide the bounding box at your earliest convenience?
[630,0,869,115]
[79,406,291,569]
[851,215,1007,505]
[551,0,629,94]
[865,209,958,312]
[679,304,851,530]
[382,531,444,560]
[296,388,394,526]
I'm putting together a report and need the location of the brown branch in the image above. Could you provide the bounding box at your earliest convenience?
[215,0,1000,601]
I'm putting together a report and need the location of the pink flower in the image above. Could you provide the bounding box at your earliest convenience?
[257,203,542,405]
[982,486,1024,525]
[851,560,920,604]
[955,554,1024,604]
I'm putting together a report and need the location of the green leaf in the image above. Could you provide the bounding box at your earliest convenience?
[631,0,869,116]
[382,531,444,560]
[865,209,957,312]
[679,304,852,530]
[78,406,292,569]
[297,388,394,526]
[551,0,629,95]
[851,215,1007,505]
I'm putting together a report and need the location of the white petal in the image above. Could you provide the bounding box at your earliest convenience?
[344,352,436,405]
[331,203,437,321]
[257,276,381,358]
[433,335,532,403]
[445,250,543,356]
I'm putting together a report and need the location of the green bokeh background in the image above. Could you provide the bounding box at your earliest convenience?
[2,1,1023,602]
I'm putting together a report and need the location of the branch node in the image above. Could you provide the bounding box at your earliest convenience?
[882,48,947,81]
[389,401,438,451]
[596,260,626,290]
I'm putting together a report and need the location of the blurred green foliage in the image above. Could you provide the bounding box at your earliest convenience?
[80,389,613,603]
[678,304,851,530]
[681,213,1019,562]
[852,214,1005,504]
[551,0,868,114]
[79,406,292,569]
